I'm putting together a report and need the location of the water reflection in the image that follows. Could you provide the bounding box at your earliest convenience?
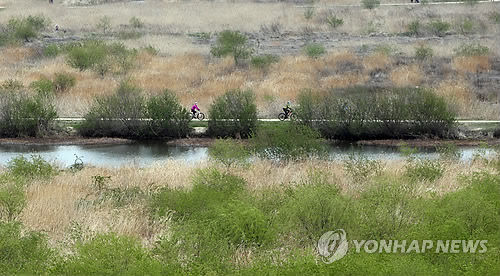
[0,142,495,168]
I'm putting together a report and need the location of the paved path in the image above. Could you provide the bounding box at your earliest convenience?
[55,117,500,123]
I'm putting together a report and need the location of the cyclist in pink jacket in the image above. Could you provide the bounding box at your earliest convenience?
[191,102,200,116]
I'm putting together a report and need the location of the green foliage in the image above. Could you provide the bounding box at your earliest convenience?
[280,171,348,242]
[0,175,25,222]
[151,168,246,220]
[210,30,252,64]
[362,0,380,10]
[427,20,451,37]
[407,20,421,36]
[66,40,108,71]
[304,7,315,20]
[415,44,434,61]
[96,16,111,33]
[325,15,344,29]
[81,84,191,139]
[146,89,191,138]
[43,43,61,57]
[404,151,445,182]
[303,43,325,58]
[53,72,76,93]
[66,40,136,75]
[188,32,212,41]
[30,78,54,95]
[7,155,56,180]
[6,15,50,42]
[208,139,251,167]
[208,89,258,138]
[456,17,475,35]
[297,87,456,140]
[0,222,54,275]
[343,152,383,182]
[0,90,57,137]
[79,81,145,138]
[454,43,489,56]
[250,123,325,161]
[356,177,416,239]
[250,54,279,71]
[59,233,163,276]
[129,16,144,29]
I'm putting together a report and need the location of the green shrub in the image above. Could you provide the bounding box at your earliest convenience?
[325,15,344,29]
[250,54,279,71]
[6,15,50,42]
[343,152,383,182]
[304,7,315,20]
[129,16,144,29]
[454,43,489,56]
[280,171,349,243]
[208,89,258,138]
[96,16,111,33]
[214,199,271,246]
[79,81,145,138]
[299,87,456,140]
[0,175,25,222]
[53,72,76,93]
[415,44,434,61]
[408,20,422,36]
[250,123,325,161]
[43,43,61,57]
[427,20,451,37]
[59,233,163,276]
[303,43,325,58]
[362,0,380,9]
[7,155,56,180]
[356,177,416,239]
[151,168,246,220]
[29,78,54,95]
[456,17,475,35]
[0,222,54,275]
[405,158,444,182]
[66,40,108,71]
[67,40,136,75]
[210,30,252,64]
[0,90,57,137]
[146,90,191,138]
[208,139,251,167]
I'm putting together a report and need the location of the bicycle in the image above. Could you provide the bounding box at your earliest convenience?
[189,110,205,121]
[278,110,297,121]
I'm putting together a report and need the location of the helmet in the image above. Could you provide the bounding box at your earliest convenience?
[287,101,291,104]
[195,102,198,104]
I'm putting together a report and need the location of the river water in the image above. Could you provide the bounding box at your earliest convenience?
[0,142,494,168]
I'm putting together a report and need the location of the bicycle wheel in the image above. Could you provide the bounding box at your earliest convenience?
[278,113,286,121]
[187,113,194,121]
[197,112,205,121]
[290,113,298,121]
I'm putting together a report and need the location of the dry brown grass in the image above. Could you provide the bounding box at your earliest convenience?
[363,53,391,72]
[390,64,423,87]
[16,158,485,247]
[452,56,491,75]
